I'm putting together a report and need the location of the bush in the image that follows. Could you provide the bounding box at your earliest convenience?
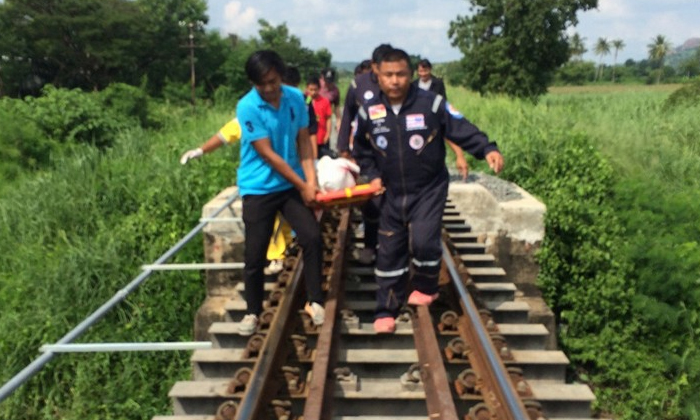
[99,83,151,128]
[20,85,126,148]
[0,106,50,182]
[663,78,700,110]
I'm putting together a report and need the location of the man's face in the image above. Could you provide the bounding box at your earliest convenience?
[377,59,412,104]
[417,65,432,82]
[255,69,282,105]
[306,83,319,98]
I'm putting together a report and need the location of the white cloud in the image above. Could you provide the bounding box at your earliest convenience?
[223,1,258,37]
[596,0,630,18]
[207,0,700,63]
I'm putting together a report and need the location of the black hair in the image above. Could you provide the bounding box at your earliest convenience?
[245,50,286,85]
[371,43,393,64]
[417,58,433,69]
[321,67,336,83]
[306,75,320,86]
[283,65,301,86]
[378,48,413,72]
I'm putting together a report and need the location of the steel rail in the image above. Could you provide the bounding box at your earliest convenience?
[234,216,316,420]
[412,304,460,420]
[441,241,529,420]
[303,209,350,420]
[0,192,240,404]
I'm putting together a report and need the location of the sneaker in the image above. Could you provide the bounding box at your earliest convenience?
[304,301,325,326]
[373,317,396,334]
[238,314,258,336]
[407,290,439,306]
[356,247,376,265]
[264,259,284,276]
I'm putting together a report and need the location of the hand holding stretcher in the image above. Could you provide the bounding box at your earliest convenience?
[314,156,383,207]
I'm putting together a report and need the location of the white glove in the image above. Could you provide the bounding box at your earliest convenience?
[180,148,203,165]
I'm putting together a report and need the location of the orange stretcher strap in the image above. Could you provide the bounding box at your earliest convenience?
[316,183,381,206]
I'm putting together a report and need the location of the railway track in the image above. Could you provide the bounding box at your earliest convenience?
[153,199,597,420]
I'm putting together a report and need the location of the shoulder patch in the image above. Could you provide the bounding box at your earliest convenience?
[445,101,463,118]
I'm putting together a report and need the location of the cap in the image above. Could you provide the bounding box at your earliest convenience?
[322,68,335,83]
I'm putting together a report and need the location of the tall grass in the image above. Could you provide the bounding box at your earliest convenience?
[0,107,239,419]
[447,83,700,418]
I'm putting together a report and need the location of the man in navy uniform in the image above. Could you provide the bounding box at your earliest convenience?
[352,48,504,334]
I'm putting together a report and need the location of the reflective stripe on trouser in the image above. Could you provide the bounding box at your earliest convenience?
[374,177,447,318]
[375,178,448,318]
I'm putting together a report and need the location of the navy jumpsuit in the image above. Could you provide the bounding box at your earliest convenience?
[352,85,500,319]
[338,71,383,252]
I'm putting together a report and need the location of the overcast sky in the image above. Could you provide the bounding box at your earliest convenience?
[205,0,700,64]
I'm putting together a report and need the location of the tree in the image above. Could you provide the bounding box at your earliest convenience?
[135,0,209,96]
[256,19,330,79]
[569,33,587,61]
[447,0,598,99]
[593,37,610,81]
[0,0,149,95]
[648,35,672,84]
[611,39,625,82]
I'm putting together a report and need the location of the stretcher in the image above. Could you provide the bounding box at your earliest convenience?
[315,183,382,208]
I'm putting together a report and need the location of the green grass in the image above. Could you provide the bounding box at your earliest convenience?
[2,82,700,419]
[0,107,239,419]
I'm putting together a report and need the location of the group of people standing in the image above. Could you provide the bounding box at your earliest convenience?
[180,44,503,335]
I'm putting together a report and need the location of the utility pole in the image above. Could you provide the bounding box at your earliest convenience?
[187,22,196,108]
[179,20,203,109]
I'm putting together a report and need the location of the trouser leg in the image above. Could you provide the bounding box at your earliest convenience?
[409,183,447,295]
[281,190,324,304]
[242,193,279,316]
[374,205,409,319]
[362,195,381,250]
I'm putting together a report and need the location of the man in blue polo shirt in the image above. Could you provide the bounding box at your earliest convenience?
[235,50,325,335]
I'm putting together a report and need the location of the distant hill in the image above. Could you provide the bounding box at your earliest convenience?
[667,37,699,68]
[331,61,359,74]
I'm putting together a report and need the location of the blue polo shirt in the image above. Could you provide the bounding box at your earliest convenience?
[236,85,310,196]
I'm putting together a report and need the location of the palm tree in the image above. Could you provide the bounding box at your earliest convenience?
[611,39,625,82]
[647,35,672,84]
[569,33,587,61]
[594,37,611,81]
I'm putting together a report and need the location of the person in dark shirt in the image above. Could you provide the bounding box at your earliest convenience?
[283,66,318,149]
[353,48,504,334]
[413,58,470,180]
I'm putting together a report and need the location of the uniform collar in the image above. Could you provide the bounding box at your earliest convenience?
[378,83,419,113]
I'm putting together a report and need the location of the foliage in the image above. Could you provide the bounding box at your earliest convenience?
[449,85,700,418]
[0,106,48,182]
[99,83,152,128]
[663,79,700,110]
[0,0,149,95]
[555,61,596,85]
[0,107,238,420]
[256,19,332,78]
[447,0,598,99]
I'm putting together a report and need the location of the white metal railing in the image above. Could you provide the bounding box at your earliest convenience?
[0,191,242,403]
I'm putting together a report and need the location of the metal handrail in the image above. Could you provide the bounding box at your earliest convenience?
[441,241,529,420]
[0,192,240,403]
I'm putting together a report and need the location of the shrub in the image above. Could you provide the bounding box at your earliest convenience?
[663,78,700,110]
[99,83,151,128]
[21,86,126,148]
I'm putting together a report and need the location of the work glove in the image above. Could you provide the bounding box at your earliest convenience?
[180,148,203,165]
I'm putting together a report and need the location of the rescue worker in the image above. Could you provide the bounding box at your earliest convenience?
[352,48,504,334]
[337,43,393,265]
